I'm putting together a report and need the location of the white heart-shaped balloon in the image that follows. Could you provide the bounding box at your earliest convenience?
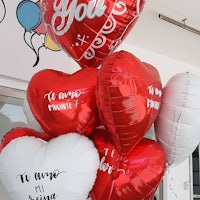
[155,72,200,167]
[0,133,99,200]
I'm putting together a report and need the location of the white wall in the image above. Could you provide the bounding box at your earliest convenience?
[163,159,192,200]
[0,179,9,200]
[119,42,200,86]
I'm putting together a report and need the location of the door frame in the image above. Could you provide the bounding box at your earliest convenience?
[191,145,200,199]
[0,75,27,99]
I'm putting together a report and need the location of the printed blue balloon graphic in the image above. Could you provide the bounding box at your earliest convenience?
[16,0,42,32]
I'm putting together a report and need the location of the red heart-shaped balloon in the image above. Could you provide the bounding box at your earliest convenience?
[90,128,166,200]
[0,127,51,152]
[96,51,162,154]
[40,0,146,68]
[26,68,100,138]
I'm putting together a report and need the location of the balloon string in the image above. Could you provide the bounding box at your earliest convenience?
[108,180,115,200]
[23,31,34,50]
[30,32,41,67]
[23,31,41,67]
[167,168,178,199]
[33,45,43,67]
[0,0,6,23]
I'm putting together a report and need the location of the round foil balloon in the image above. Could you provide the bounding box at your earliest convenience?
[24,68,100,138]
[96,50,162,154]
[90,128,166,200]
[40,0,146,68]
[155,73,200,167]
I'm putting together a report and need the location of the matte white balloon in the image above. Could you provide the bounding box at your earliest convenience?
[155,73,200,167]
[0,133,99,200]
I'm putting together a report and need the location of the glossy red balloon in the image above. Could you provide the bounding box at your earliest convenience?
[90,128,166,200]
[96,51,162,154]
[40,0,146,68]
[26,68,100,138]
[0,128,50,152]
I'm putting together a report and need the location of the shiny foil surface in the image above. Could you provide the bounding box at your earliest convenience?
[27,68,100,137]
[90,128,166,200]
[96,51,162,154]
[40,0,146,68]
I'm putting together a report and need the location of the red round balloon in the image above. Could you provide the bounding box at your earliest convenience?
[26,68,100,138]
[96,51,162,154]
[90,128,166,200]
[40,0,146,68]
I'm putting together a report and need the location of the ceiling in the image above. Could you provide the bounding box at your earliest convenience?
[125,0,200,67]
[148,0,200,27]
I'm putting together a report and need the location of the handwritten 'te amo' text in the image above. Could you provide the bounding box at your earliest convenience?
[17,169,66,183]
[44,90,82,102]
[43,90,82,111]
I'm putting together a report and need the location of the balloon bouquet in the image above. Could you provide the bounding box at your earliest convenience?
[0,0,172,199]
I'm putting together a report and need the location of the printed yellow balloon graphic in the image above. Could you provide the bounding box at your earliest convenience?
[44,34,60,51]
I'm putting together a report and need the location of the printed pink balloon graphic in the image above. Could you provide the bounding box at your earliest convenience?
[34,1,47,35]
[90,128,166,200]
[25,68,100,138]
[40,0,146,68]
[96,51,162,155]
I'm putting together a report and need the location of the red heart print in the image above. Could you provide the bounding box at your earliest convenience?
[96,51,162,154]
[40,0,146,68]
[26,68,100,138]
